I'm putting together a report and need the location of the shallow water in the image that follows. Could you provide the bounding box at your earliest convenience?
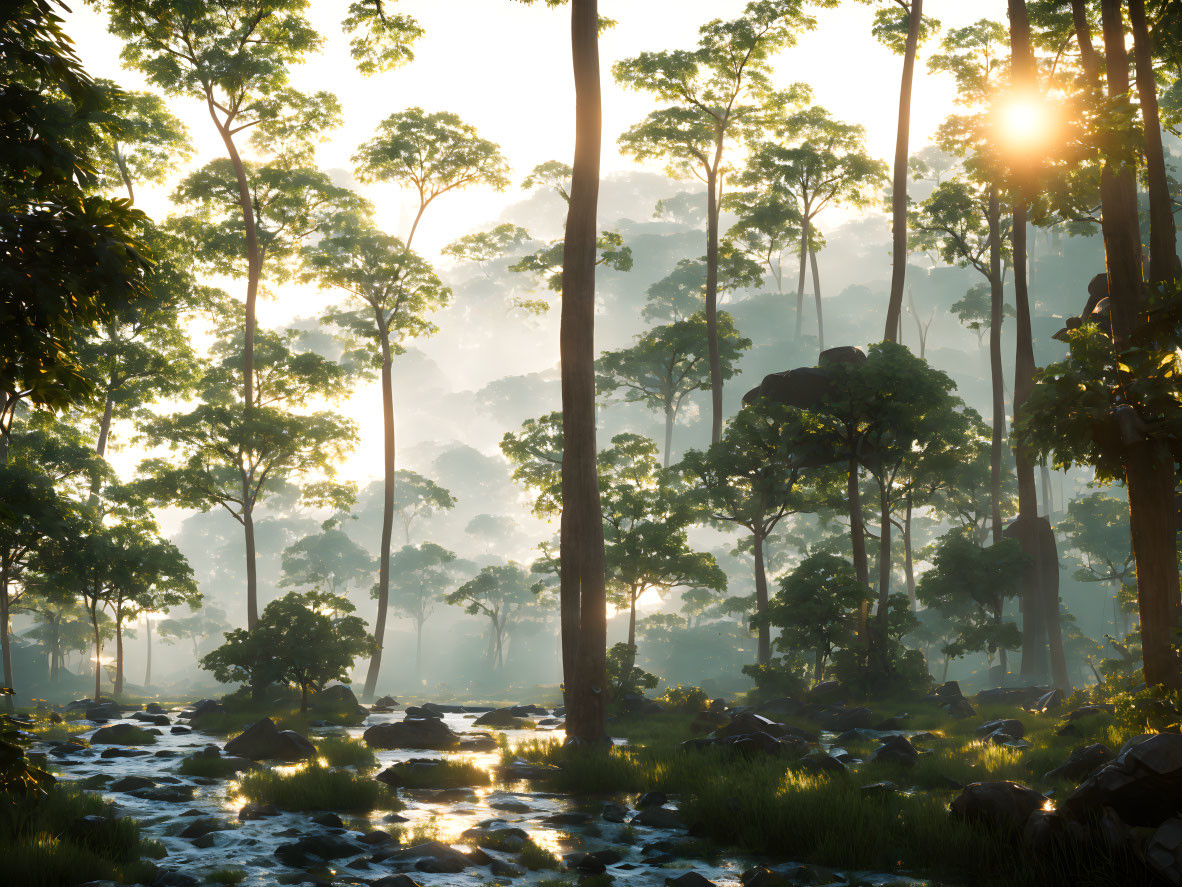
[37,707,940,887]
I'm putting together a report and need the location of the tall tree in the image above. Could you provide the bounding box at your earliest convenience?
[344,110,505,698]
[736,107,887,346]
[446,564,539,672]
[615,1,818,442]
[91,81,192,204]
[857,0,940,342]
[598,313,751,466]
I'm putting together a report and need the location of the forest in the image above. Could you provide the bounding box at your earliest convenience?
[4,0,1182,885]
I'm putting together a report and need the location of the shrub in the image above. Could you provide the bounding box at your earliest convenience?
[657,684,710,712]
[236,762,400,812]
[315,735,376,770]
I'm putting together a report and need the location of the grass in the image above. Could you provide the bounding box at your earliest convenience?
[518,837,561,870]
[188,688,366,736]
[236,761,401,813]
[315,735,377,769]
[505,703,1146,887]
[178,754,253,779]
[0,786,162,887]
[382,758,491,789]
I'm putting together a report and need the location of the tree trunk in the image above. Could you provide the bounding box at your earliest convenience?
[903,499,916,610]
[813,648,824,684]
[663,404,674,469]
[795,217,809,340]
[114,616,124,697]
[415,619,424,687]
[883,0,924,342]
[848,459,870,645]
[300,682,308,713]
[363,325,396,701]
[92,611,102,702]
[876,484,892,638]
[1097,0,1181,688]
[988,187,1005,544]
[752,530,771,664]
[561,0,608,743]
[0,577,11,711]
[210,104,263,632]
[1040,464,1053,515]
[1129,0,1178,284]
[243,501,260,629]
[144,615,152,689]
[705,166,724,444]
[809,245,825,351]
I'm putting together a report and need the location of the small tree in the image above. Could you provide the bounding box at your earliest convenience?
[758,552,870,683]
[201,590,372,711]
[280,518,375,599]
[916,529,1028,676]
[445,564,539,672]
[598,313,750,466]
[385,542,468,683]
[1059,492,1136,636]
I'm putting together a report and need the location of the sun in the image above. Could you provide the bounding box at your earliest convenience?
[995,92,1056,154]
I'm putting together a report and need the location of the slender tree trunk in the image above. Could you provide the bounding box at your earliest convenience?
[210,106,262,631]
[415,619,424,687]
[752,529,771,664]
[114,616,124,697]
[1040,464,1053,515]
[300,682,308,713]
[813,648,824,684]
[144,615,152,689]
[92,611,102,702]
[795,217,809,340]
[364,326,396,701]
[809,245,825,351]
[663,404,674,469]
[562,0,608,742]
[621,591,639,690]
[874,484,893,670]
[848,459,870,645]
[115,145,135,204]
[996,602,1009,677]
[988,188,1005,544]
[705,166,724,443]
[1129,0,1178,284]
[903,499,916,610]
[884,0,924,342]
[1096,0,1181,688]
[0,578,12,711]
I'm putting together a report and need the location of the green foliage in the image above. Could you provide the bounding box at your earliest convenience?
[1,0,153,413]
[380,759,490,789]
[343,0,424,76]
[205,869,247,886]
[518,837,561,870]
[237,761,398,812]
[607,642,659,696]
[90,81,192,197]
[314,735,377,770]
[656,684,710,713]
[1058,492,1135,585]
[391,470,457,541]
[916,529,1027,663]
[443,223,533,269]
[741,655,809,700]
[200,591,373,709]
[507,230,634,302]
[445,564,543,671]
[280,518,375,597]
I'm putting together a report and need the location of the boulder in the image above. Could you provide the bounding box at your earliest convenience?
[387,840,474,870]
[1066,703,1115,721]
[90,723,153,745]
[144,703,165,714]
[375,695,399,708]
[475,708,530,728]
[1031,688,1064,713]
[943,698,976,719]
[403,705,443,719]
[950,782,1046,832]
[238,802,280,821]
[717,711,786,739]
[316,683,360,710]
[1044,744,1114,784]
[977,719,1025,740]
[310,811,344,829]
[871,734,919,769]
[460,733,499,752]
[602,801,629,823]
[132,712,171,726]
[935,680,962,698]
[757,697,804,719]
[631,805,686,829]
[223,718,314,761]
[798,752,847,777]
[364,717,461,750]
[1149,818,1182,886]
[1062,733,1182,826]
[184,699,224,727]
[275,833,361,865]
[85,702,124,721]
[666,874,717,887]
[372,877,422,887]
[109,776,156,792]
[638,791,667,808]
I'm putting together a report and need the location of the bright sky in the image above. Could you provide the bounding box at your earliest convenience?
[66,0,1011,262]
[63,0,1012,514]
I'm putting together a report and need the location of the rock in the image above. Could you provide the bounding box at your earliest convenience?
[317,683,360,710]
[152,872,198,887]
[950,782,1046,832]
[690,710,729,733]
[861,781,897,798]
[388,840,473,870]
[496,759,561,780]
[1023,809,1088,853]
[943,698,976,719]
[602,801,629,822]
[977,719,1025,740]
[359,829,395,845]
[1062,733,1182,826]
[619,694,666,715]
[185,699,224,727]
[310,811,344,829]
[144,702,165,714]
[459,733,499,752]
[666,873,717,887]
[475,708,530,728]
[757,697,804,719]
[637,791,667,808]
[364,718,460,750]
[935,681,962,698]
[717,711,786,739]
[90,723,153,745]
[100,747,152,758]
[1148,819,1182,886]
[871,734,919,769]
[132,712,171,726]
[543,812,590,826]
[874,715,910,731]
[372,877,422,887]
[404,705,443,719]
[1045,744,1114,783]
[274,833,360,865]
[489,800,533,813]
[806,681,842,701]
[131,785,196,803]
[631,806,686,829]
[375,695,399,707]
[109,775,156,792]
[177,819,225,840]
[489,860,524,878]
[85,702,124,721]
[1066,704,1115,721]
[798,752,847,777]
[1031,688,1064,713]
[239,802,280,821]
[823,707,876,732]
[170,726,191,735]
[724,731,784,757]
[224,718,315,762]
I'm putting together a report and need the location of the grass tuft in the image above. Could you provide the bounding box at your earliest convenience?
[518,837,561,870]
[236,762,401,813]
[382,758,491,789]
[315,735,377,770]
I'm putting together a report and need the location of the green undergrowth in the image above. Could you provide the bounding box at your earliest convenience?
[0,786,163,887]
[190,688,366,736]
[236,761,401,812]
[518,837,561,870]
[178,754,254,779]
[508,703,1143,887]
[314,735,377,769]
[383,758,491,788]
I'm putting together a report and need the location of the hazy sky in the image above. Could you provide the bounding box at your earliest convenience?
[63,0,1012,501]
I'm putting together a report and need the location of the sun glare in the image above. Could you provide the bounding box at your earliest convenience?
[996,93,1056,154]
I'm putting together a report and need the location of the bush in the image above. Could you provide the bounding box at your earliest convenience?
[237,762,400,812]
[315,735,376,770]
[741,656,808,702]
[657,684,710,712]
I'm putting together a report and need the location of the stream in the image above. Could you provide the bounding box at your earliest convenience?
[37,705,938,887]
